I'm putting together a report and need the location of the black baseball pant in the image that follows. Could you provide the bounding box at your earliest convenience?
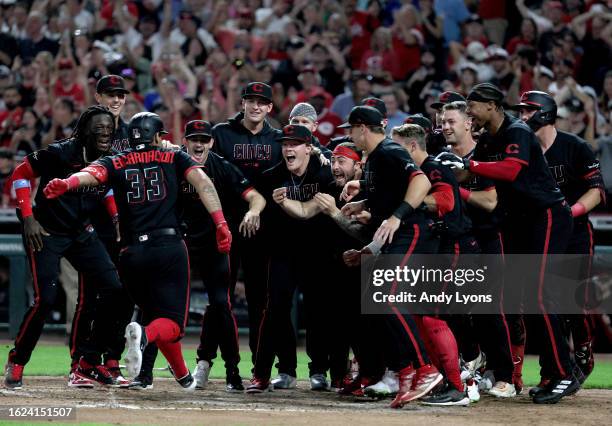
[503,202,575,380]
[188,236,241,376]
[11,230,122,366]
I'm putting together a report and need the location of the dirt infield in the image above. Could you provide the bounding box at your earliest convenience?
[0,378,611,425]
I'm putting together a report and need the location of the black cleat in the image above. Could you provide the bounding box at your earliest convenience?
[532,375,581,404]
[127,374,153,390]
[226,373,245,392]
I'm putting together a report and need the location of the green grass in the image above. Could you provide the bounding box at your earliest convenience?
[2,344,611,389]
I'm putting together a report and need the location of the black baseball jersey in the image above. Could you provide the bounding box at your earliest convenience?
[460,149,502,232]
[544,131,604,211]
[212,112,282,188]
[362,138,427,227]
[421,156,472,239]
[179,152,253,240]
[260,156,336,253]
[94,147,198,240]
[111,117,130,152]
[473,113,564,215]
[28,139,110,236]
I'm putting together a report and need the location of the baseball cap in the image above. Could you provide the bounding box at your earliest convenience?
[96,74,130,94]
[184,120,212,139]
[466,41,488,62]
[360,97,387,118]
[338,106,384,129]
[278,124,312,144]
[430,91,466,110]
[289,102,317,122]
[404,114,433,132]
[467,83,504,105]
[242,82,273,103]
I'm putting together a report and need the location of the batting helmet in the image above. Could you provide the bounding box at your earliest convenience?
[513,91,557,132]
[128,112,168,149]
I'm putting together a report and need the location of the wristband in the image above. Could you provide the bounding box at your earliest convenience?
[459,187,472,202]
[210,210,227,226]
[66,175,80,190]
[392,201,414,220]
[365,239,383,255]
[571,202,587,218]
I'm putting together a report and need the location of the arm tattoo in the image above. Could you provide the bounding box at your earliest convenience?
[332,211,370,243]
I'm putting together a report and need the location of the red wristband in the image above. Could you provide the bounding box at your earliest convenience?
[210,210,227,226]
[571,202,587,218]
[66,175,80,190]
[459,187,472,202]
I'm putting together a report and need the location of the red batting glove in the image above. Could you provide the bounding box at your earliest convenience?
[44,178,70,199]
[216,222,232,254]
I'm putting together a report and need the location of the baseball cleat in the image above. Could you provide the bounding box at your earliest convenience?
[193,360,211,389]
[421,383,470,406]
[246,377,271,393]
[466,379,480,402]
[575,342,594,382]
[67,366,94,388]
[391,364,443,408]
[5,354,24,390]
[532,375,581,404]
[127,374,153,390]
[529,378,551,397]
[310,374,330,391]
[226,372,244,392]
[478,369,495,391]
[271,373,297,389]
[105,360,130,388]
[487,381,516,398]
[76,359,115,386]
[462,352,486,381]
[124,322,147,378]
[365,369,399,398]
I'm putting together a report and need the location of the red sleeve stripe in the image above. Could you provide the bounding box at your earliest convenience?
[504,157,528,166]
[184,165,201,179]
[241,187,255,199]
[409,170,424,181]
[483,186,496,191]
[581,170,601,179]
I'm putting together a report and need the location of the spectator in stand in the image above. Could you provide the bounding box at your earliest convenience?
[0,85,24,147]
[18,10,59,59]
[487,46,513,92]
[52,58,86,109]
[359,27,395,79]
[478,0,507,46]
[418,0,445,77]
[389,4,423,80]
[308,91,343,146]
[40,97,76,148]
[434,0,470,44]
[348,0,382,69]
[462,14,489,47]
[10,108,43,153]
[381,90,409,134]
[506,17,539,55]
[0,148,19,208]
[330,71,373,120]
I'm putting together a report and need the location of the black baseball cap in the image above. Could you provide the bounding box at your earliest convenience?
[96,74,130,94]
[466,83,504,105]
[360,97,387,118]
[278,124,312,144]
[430,91,466,110]
[184,120,212,138]
[242,82,273,103]
[404,114,433,132]
[338,106,383,129]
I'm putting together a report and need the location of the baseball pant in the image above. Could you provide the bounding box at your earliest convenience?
[188,236,240,376]
[10,230,121,366]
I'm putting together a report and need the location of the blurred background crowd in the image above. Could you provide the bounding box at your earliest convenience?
[0,0,611,209]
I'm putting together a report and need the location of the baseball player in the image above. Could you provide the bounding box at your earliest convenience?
[246,124,338,392]
[440,101,516,395]
[212,82,282,365]
[437,83,578,404]
[427,91,466,155]
[182,120,265,391]
[67,75,135,388]
[43,112,232,390]
[339,107,443,408]
[5,106,124,389]
[513,91,604,393]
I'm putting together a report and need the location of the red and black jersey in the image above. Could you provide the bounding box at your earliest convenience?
[544,131,604,219]
[93,147,198,240]
[473,113,564,215]
[179,152,253,240]
[212,112,282,188]
[111,117,130,152]
[421,156,472,240]
[27,139,110,236]
[362,138,427,227]
[460,149,502,233]
[260,156,336,254]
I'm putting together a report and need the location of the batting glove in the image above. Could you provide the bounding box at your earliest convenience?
[43,178,70,199]
[434,152,470,170]
[216,222,232,254]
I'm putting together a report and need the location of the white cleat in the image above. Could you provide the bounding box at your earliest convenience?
[488,381,517,398]
[193,360,211,389]
[124,322,145,378]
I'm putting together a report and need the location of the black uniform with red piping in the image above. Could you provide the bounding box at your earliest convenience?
[470,112,575,381]
[8,140,122,368]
